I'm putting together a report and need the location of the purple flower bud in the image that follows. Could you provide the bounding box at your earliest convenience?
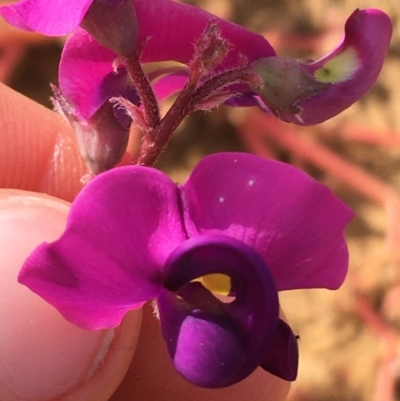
[52,85,135,174]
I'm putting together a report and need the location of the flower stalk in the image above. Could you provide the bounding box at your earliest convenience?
[121,47,161,131]
[121,21,259,166]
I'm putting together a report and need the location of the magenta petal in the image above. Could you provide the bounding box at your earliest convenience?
[158,235,279,388]
[19,166,187,330]
[0,0,93,35]
[260,319,298,381]
[152,73,189,103]
[135,0,275,66]
[181,153,354,291]
[59,29,137,119]
[284,9,392,125]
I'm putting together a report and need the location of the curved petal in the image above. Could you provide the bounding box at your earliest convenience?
[298,9,392,125]
[260,319,298,381]
[0,0,93,35]
[252,9,392,125]
[19,166,187,330]
[59,30,138,119]
[158,235,279,388]
[181,153,354,291]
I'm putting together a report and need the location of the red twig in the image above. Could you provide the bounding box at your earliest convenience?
[332,124,400,149]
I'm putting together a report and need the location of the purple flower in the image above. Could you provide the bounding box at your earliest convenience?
[19,152,353,388]
[0,0,392,124]
[58,2,391,127]
[58,0,274,122]
[49,0,275,172]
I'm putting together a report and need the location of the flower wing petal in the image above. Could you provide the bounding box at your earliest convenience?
[0,0,93,35]
[19,166,187,330]
[181,153,353,291]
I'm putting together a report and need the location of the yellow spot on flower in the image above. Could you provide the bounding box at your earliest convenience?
[314,48,359,83]
[194,274,232,296]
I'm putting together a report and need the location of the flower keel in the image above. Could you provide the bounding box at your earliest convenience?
[159,235,279,388]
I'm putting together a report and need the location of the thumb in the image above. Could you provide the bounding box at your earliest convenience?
[0,189,142,401]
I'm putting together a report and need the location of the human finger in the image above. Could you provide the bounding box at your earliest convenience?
[0,83,87,201]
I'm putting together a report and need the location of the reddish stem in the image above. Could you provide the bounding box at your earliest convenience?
[136,80,197,166]
[123,50,161,130]
[137,67,253,166]
[124,20,254,167]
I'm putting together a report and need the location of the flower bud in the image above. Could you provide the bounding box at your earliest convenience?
[251,9,392,125]
[52,86,130,175]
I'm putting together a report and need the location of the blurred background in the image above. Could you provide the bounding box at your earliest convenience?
[1,0,400,400]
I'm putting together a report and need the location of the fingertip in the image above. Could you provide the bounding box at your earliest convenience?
[0,84,87,201]
[0,190,141,401]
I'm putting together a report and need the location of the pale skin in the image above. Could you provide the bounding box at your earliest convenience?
[0,82,290,401]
